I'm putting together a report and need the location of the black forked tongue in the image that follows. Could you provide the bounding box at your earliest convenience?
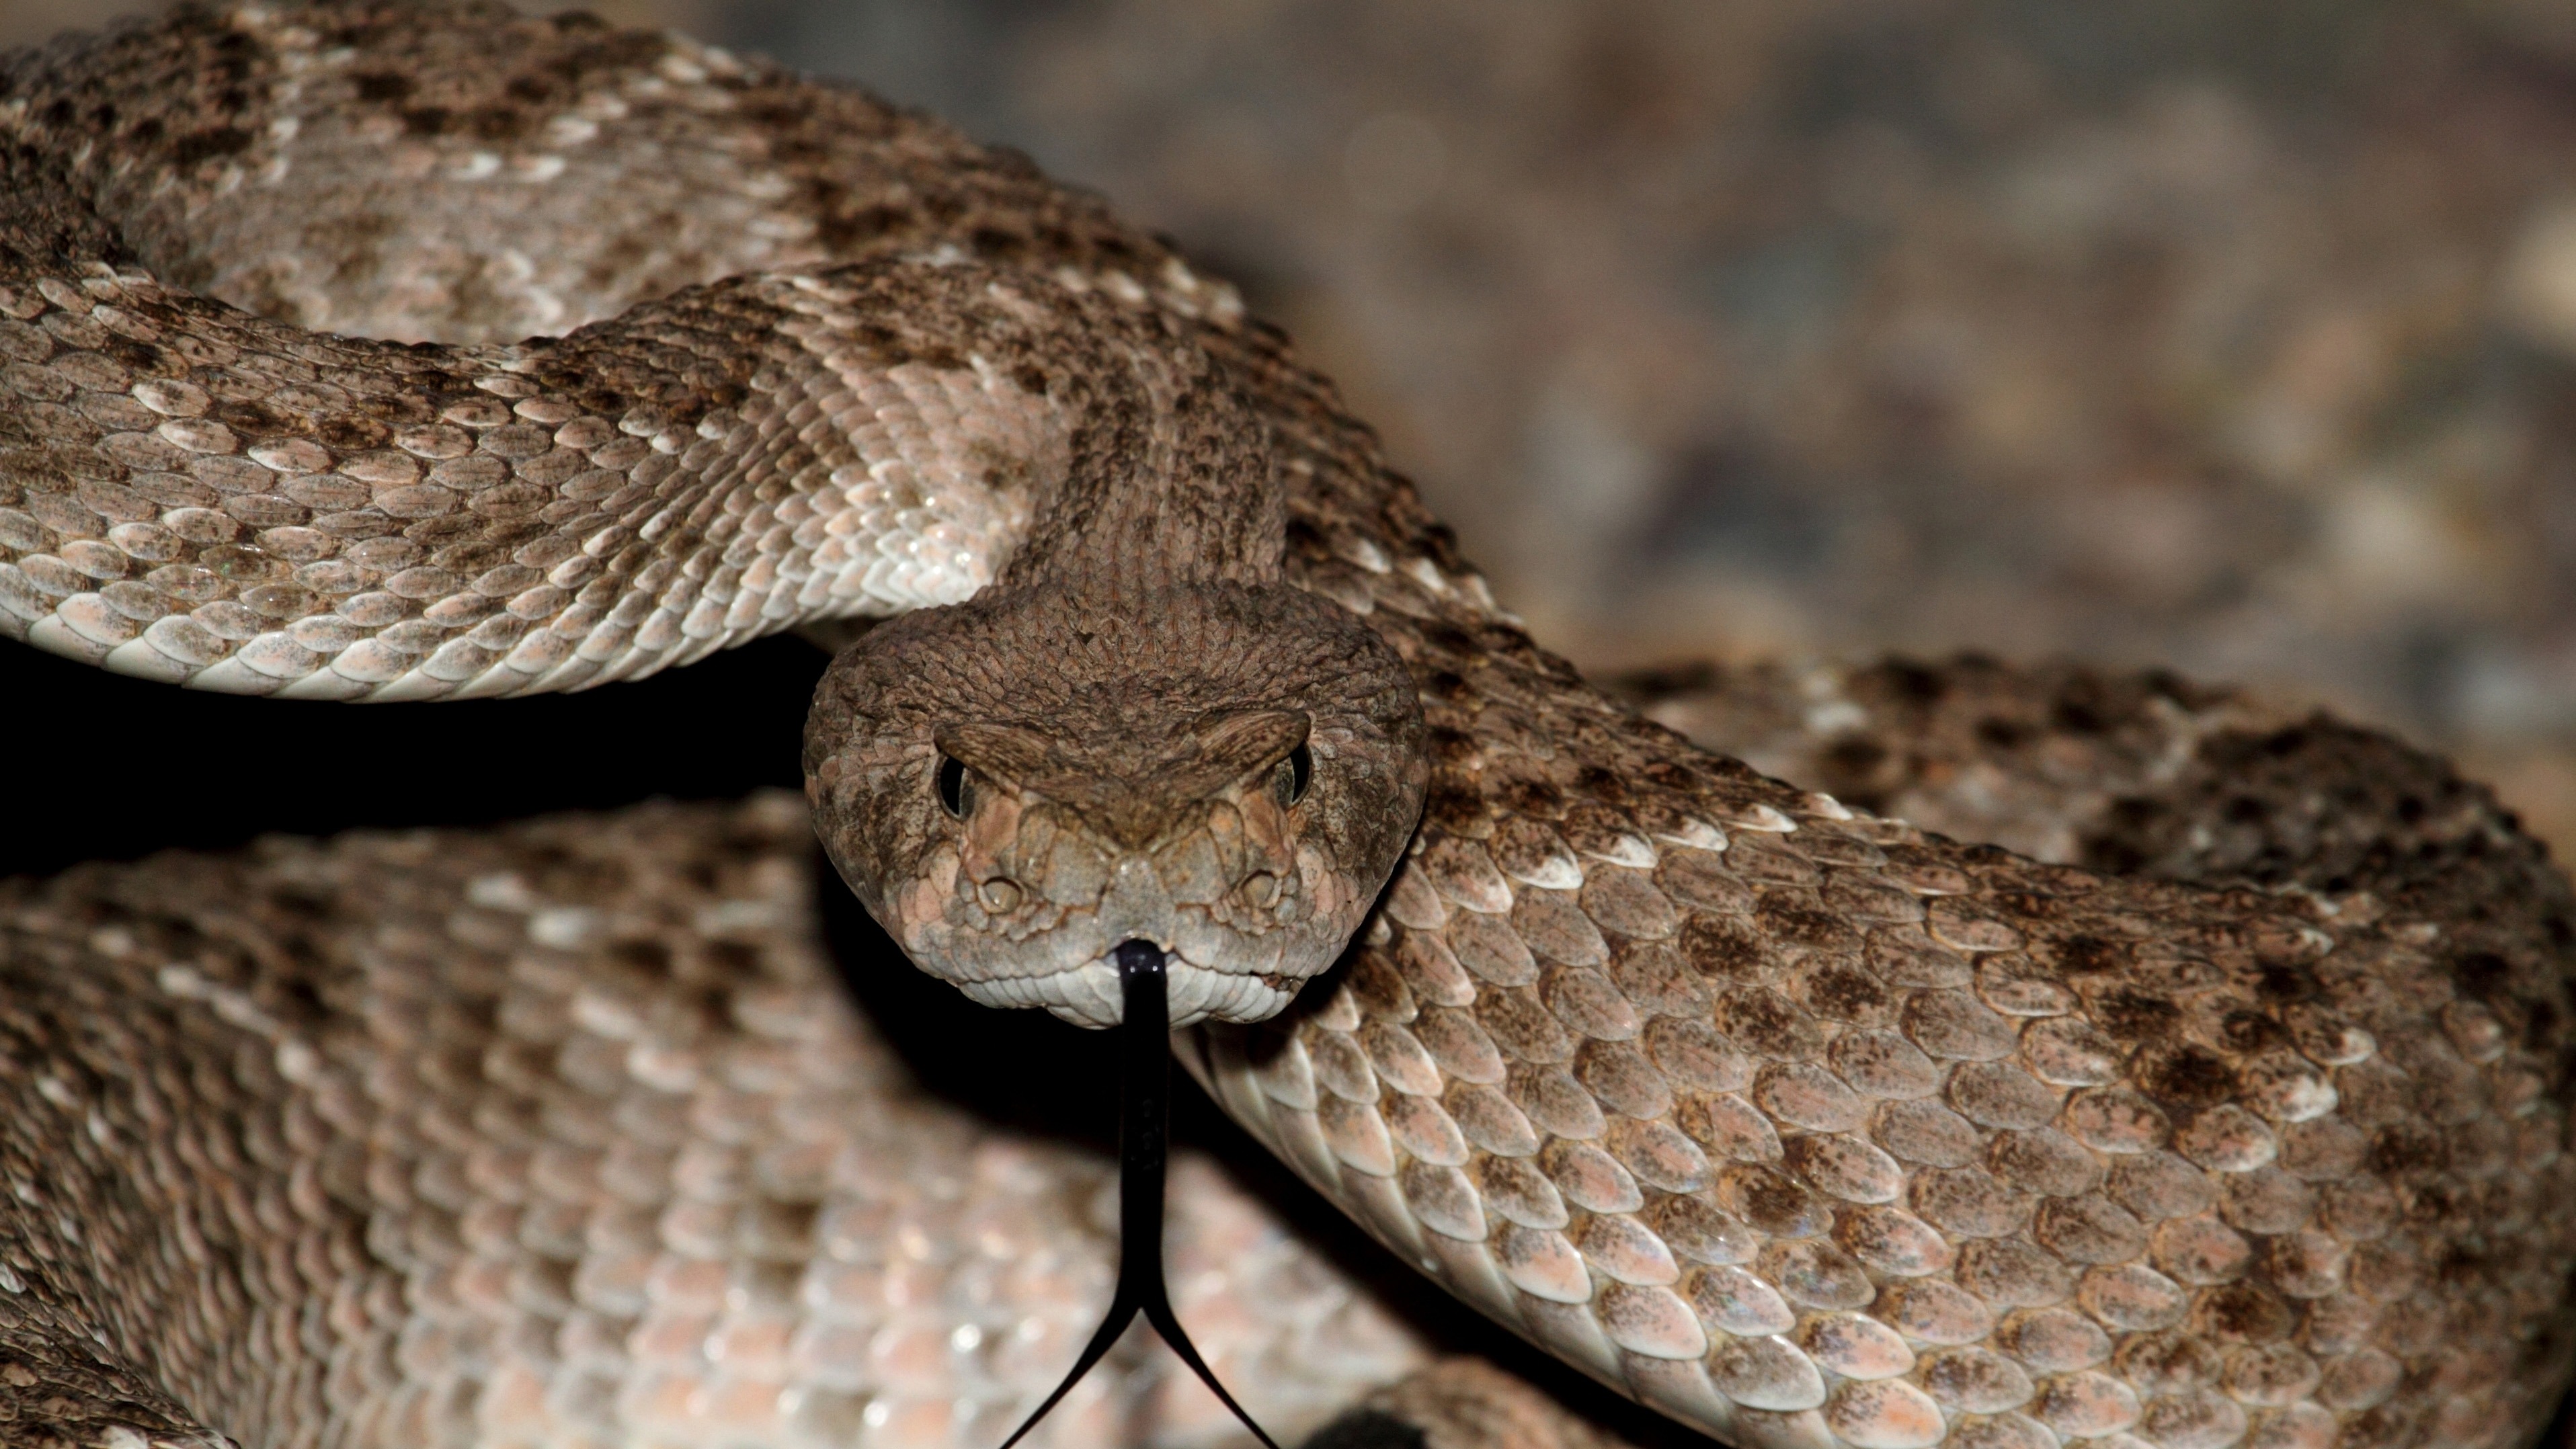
[994,940,1281,1449]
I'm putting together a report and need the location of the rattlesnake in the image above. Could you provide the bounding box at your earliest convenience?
[3,6,2574,1449]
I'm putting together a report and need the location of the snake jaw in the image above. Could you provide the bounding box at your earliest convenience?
[912,841,1313,1025]
[958,953,1298,1028]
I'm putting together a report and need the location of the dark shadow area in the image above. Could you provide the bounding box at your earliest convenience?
[0,634,830,879]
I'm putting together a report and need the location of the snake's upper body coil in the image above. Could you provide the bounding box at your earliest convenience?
[3,7,2575,1449]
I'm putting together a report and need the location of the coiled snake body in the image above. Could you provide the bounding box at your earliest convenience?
[3,7,2574,1449]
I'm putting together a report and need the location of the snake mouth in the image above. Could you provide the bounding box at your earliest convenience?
[954,953,1299,1027]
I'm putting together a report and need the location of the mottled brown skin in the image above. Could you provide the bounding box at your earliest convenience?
[1605,657,2279,872]
[3,7,2576,1449]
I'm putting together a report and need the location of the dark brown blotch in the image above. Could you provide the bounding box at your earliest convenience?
[171,126,251,166]
[2216,1011,2288,1053]
[2450,950,2510,1001]
[2134,1044,2237,1110]
[2192,1282,2293,1345]
[1575,765,1628,804]
[2095,989,2181,1042]
[1798,964,1891,1024]
[352,71,413,102]
[1679,915,1768,983]
[2253,960,2319,1001]
[2368,1123,2446,1179]
[2056,935,2126,976]
[1421,783,1491,835]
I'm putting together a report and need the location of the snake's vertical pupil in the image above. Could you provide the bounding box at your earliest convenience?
[1275,743,1313,809]
[936,755,971,818]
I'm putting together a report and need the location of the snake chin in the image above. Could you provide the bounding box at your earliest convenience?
[959,955,1297,1028]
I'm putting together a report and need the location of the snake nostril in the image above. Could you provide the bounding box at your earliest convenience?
[1238,871,1280,909]
[979,877,1024,912]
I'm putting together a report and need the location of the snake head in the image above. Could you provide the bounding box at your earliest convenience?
[804,582,1426,1028]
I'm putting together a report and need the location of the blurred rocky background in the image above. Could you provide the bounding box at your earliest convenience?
[12,0,2576,853]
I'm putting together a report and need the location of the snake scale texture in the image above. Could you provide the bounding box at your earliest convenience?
[3,7,2575,1449]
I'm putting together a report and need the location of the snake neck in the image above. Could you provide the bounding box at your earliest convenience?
[992,304,1287,599]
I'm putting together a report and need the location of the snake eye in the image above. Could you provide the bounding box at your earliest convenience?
[936,754,972,819]
[1273,743,1312,809]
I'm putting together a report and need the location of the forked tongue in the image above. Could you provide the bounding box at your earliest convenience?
[994,940,1281,1449]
